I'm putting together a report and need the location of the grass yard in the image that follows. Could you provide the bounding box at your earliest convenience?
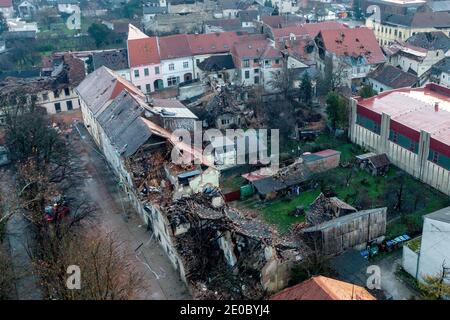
[239,190,321,234]
[237,133,450,236]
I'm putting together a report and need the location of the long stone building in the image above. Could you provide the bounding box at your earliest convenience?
[349,83,450,196]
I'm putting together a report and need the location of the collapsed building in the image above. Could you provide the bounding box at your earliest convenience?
[299,193,387,256]
[0,53,86,115]
[76,66,304,298]
[243,149,341,199]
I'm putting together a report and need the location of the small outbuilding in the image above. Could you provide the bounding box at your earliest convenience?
[356,153,390,176]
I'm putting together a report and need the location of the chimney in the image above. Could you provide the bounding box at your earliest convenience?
[435,102,439,112]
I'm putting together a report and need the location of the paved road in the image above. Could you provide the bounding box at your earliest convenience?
[72,121,190,300]
[331,249,419,300]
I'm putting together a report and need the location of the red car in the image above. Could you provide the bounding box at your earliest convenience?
[43,196,70,222]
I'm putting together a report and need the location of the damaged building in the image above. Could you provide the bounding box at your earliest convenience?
[300,193,387,256]
[76,66,302,299]
[0,53,86,116]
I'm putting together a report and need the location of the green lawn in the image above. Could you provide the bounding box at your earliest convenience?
[238,133,450,236]
[240,190,321,234]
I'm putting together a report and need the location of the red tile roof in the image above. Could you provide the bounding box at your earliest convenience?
[233,38,281,59]
[127,37,161,67]
[187,32,240,55]
[261,15,305,28]
[270,276,376,300]
[318,27,385,64]
[0,0,12,8]
[158,34,192,60]
[272,21,347,41]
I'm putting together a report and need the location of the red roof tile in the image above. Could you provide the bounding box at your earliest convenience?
[158,34,192,60]
[0,0,12,8]
[127,37,161,67]
[318,27,385,64]
[270,276,376,300]
[187,32,240,55]
[272,21,347,41]
[233,38,281,59]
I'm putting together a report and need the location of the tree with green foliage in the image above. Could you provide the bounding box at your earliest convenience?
[88,22,113,48]
[272,5,279,15]
[0,12,8,35]
[299,72,313,106]
[325,92,348,130]
[358,85,377,98]
[122,0,142,19]
[352,0,364,20]
[264,0,273,7]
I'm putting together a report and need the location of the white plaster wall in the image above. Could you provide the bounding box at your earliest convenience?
[417,218,450,284]
[402,244,419,278]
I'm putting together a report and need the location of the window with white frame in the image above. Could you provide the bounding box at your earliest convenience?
[167,76,179,86]
[169,63,175,71]
[183,61,189,68]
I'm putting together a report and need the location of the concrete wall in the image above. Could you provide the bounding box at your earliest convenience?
[349,98,450,196]
[417,217,450,283]
[402,243,419,278]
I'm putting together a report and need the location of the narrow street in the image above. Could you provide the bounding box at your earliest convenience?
[71,120,190,299]
[1,170,43,300]
[331,249,419,300]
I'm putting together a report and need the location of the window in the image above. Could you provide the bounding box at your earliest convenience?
[155,66,160,74]
[196,59,200,65]
[253,59,258,63]
[429,150,439,163]
[43,93,49,101]
[183,61,189,69]
[134,69,140,78]
[169,63,174,71]
[53,90,60,98]
[144,68,149,76]
[137,85,141,90]
[428,150,450,170]
[254,76,260,84]
[356,114,381,135]
[66,100,73,111]
[275,59,280,64]
[146,83,151,93]
[254,68,259,74]
[244,70,250,79]
[399,31,402,38]
[264,60,271,67]
[167,76,179,86]
[394,30,397,36]
[54,103,61,113]
[243,59,250,68]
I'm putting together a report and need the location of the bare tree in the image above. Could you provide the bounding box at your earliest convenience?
[32,231,146,300]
